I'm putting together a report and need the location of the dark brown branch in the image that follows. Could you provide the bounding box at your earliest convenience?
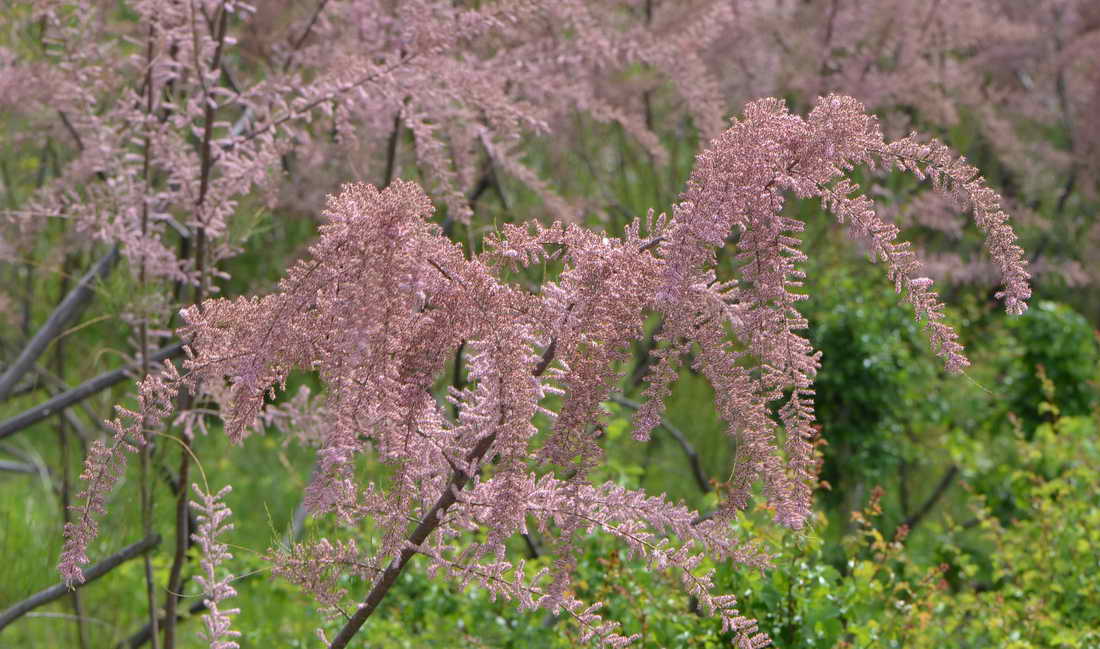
[0,342,186,441]
[521,532,541,559]
[0,534,161,632]
[283,0,331,73]
[0,247,119,402]
[533,338,557,377]
[327,430,499,649]
[899,465,958,533]
[53,253,89,649]
[450,341,467,421]
[164,8,230,643]
[611,396,711,493]
[326,338,558,649]
[57,110,85,153]
[626,318,663,390]
[899,460,911,518]
[382,111,402,188]
[638,235,664,252]
[138,20,161,648]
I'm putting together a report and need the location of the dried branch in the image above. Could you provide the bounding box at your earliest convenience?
[899,464,958,534]
[611,395,711,493]
[282,0,331,73]
[0,342,186,441]
[0,534,161,632]
[0,459,41,474]
[0,247,119,402]
[163,6,231,646]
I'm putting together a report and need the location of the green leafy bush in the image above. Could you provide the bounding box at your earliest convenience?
[1002,301,1099,426]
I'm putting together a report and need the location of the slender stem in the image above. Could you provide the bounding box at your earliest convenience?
[0,247,119,402]
[899,465,958,534]
[899,460,911,518]
[139,19,161,649]
[450,341,466,421]
[282,0,331,73]
[0,342,186,441]
[326,339,557,649]
[161,433,191,649]
[0,459,44,475]
[610,395,711,493]
[326,431,499,649]
[383,111,402,187]
[163,6,228,646]
[55,253,89,649]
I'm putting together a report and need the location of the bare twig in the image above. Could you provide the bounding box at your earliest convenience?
[138,20,162,649]
[521,532,541,559]
[610,396,711,493]
[0,459,41,474]
[0,247,119,402]
[282,0,331,73]
[638,235,664,252]
[0,342,186,441]
[899,465,958,534]
[383,111,402,188]
[327,430,500,649]
[53,253,89,649]
[33,365,100,440]
[163,8,230,645]
[0,534,161,632]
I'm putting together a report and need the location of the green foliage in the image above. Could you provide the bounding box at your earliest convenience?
[804,268,946,495]
[1001,301,1099,426]
[285,394,1097,649]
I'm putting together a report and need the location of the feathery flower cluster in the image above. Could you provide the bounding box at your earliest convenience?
[191,484,240,649]
[177,95,1028,646]
[58,361,180,585]
[706,0,1099,289]
[3,0,725,313]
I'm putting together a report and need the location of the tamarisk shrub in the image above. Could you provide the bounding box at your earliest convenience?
[63,94,1030,648]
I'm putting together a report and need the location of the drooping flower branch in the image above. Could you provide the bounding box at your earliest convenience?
[170,94,1029,647]
[58,361,180,586]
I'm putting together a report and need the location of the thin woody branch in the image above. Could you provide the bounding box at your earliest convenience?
[0,342,186,441]
[326,337,557,649]
[611,395,712,493]
[0,459,42,475]
[0,534,161,632]
[282,0,332,73]
[899,465,959,534]
[0,247,119,402]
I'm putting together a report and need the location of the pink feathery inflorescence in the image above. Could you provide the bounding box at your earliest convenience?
[58,362,180,586]
[176,95,1028,646]
[191,484,241,649]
